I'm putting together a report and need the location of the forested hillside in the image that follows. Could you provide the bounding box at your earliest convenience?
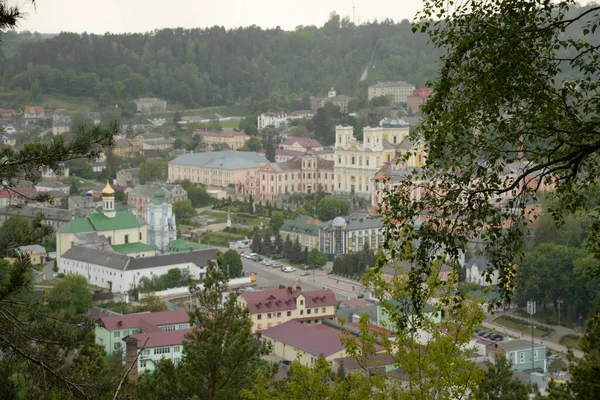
[0,14,441,109]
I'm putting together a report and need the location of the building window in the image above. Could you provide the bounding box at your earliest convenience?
[533,350,538,361]
[314,308,318,314]
[139,232,142,240]
[123,330,129,337]
[267,313,272,319]
[351,156,355,165]
[107,237,112,244]
[154,347,171,355]
[321,307,326,313]
[174,346,181,353]
[257,314,262,320]
[114,331,120,338]
[174,357,181,364]
[287,311,291,317]
[307,309,311,315]
[338,157,342,164]
[300,300,304,305]
[140,360,147,368]
[519,352,525,364]
[142,349,150,356]
[277,312,281,317]
[300,310,304,315]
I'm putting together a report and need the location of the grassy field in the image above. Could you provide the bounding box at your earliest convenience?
[494,316,555,338]
[219,119,240,129]
[560,334,582,351]
[198,231,246,246]
[199,211,228,223]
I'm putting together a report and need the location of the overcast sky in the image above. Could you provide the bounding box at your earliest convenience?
[16,0,425,34]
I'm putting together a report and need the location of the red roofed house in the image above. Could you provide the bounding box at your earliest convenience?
[95,310,190,356]
[0,187,37,207]
[192,130,249,150]
[258,320,347,367]
[0,108,16,118]
[407,88,433,113]
[238,285,337,333]
[123,328,194,375]
[23,105,45,121]
[279,137,324,152]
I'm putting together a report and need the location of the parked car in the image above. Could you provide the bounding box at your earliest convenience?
[326,268,334,275]
[282,266,296,273]
[271,263,282,268]
[357,294,364,299]
[301,272,310,276]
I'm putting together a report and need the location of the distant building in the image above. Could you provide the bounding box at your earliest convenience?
[465,257,499,286]
[95,310,190,355]
[368,81,416,104]
[23,105,45,121]
[486,340,547,373]
[192,130,249,151]
[319,88,351,112]
[258,112,289,130]
[279,137,324,152]
[135,98,167,113]
[0,108,16,118]
[34,181,70,194]
[116,168,140,187]
[406,88,433,113]
[40,162,70,180]
[0,187,37,208]
[279,215,323,249]
[319,216,384,259]
[237,286,336,333]
[128,183,187,216]
[16,245,47,265]
[0,205,88,229]
[146,187,177,253]
[168,151,268,188]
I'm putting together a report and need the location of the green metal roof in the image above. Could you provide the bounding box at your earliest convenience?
[168,239,209,252]
[111,242,159,255]
[58,211,142,234]
[280,215,320,237]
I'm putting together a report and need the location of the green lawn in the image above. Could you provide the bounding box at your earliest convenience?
[560,334,582,351]
[199,231,246,246]
[199,211,228,223]
[494,316,554,338]
[219,119,240,129]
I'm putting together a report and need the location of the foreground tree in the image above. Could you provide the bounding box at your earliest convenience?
[472,355,533,400]
[220,249,243,278]
[381,0,600,319]
[46,274,92,316]
[134,262,270,399]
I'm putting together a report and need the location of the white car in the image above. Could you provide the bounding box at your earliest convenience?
[281,266,296,273]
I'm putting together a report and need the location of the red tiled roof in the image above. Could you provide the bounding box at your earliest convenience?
[126,328,194,349]
[0,188,37,199]
[193,130,246,138]
[280,137,323,148]
[260,320,345,357]
[275,149,304,157]
[98,310,189,330]
[24,105,43,115]
[241,288,336,314]
[409,88,433,98]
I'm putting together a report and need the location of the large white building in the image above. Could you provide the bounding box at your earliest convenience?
[257,112,289,130]
[368,81,416,104]
[333,114,412,198]
[135,98,167,113]
[59,246,217,293]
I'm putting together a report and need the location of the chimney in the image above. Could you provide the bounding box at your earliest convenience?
[368,113,378,127]
[341,113,349,127]
[124,336,139,381]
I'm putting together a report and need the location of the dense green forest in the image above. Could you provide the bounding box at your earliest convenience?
[0,14,441,109]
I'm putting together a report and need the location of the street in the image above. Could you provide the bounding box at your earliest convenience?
[241,257,366,301]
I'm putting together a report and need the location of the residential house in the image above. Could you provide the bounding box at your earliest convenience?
[23,105,45,121]
[0,133,17,146]
[56,183,148,263]
[465,257,499,286]
[319,88,351,112]
[197,142,231,152]
[116,168,140,187]
[40,162,70,180]
[258,320,347,367]
[123,328,192,375]
[92,162,106,173]
[0,108,16,118]
[135,97,167,113]
[60,246,216,293]
[0,205,88,230]
[279,215,323,250]
[3,125,17,135]
[279,137,324,152]
[87,112,101,125]
[237,285,337,333]
[0,187,37,207]
[128,183,187,216]
[168,151,268,189]
[252,154,335,201]
[406,88,433,113]
[192,130,249,151]
[111,139,137,157]
[486,340,547,373]
[95,310,189,355]
[368,81,416,104]
[16,245,47,265]
[34,181,71,195]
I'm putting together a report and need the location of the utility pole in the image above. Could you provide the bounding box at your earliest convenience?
[527,300,536,381]
[558,299,563,326]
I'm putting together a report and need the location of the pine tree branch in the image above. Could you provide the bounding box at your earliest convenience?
[112,337,149,400]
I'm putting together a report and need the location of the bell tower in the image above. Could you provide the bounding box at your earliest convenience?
[102,181,116,218]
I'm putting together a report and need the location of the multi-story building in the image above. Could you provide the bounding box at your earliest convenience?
[0,108,16,118]
[368,81,416,104]
[23,105,45,121]
[0,205,88,229]
[253,153,335,201]
[279,137,324,152]
[116,168,140,187]
[111,139,141,157]
[40,162,69,180]
[59,246,216,293]
[334,114,410,198]
[319,216,384,259]
[34,181,70,194]
[95,310,190,355]
[135,98,167,113]
[146,187,177,253]
[192,130,249,151]
[128,183,187,216]
[237,285,336,333]
[319,88,351,112]
[407,88,434,113]
[56,183,148,263]
[123,328,193,375]
[279,215,323,249]
[168,151,268,188]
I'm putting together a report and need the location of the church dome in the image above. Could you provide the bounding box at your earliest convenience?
[332,216,347,227]
[152,186,167,204]
[102,181,115,196]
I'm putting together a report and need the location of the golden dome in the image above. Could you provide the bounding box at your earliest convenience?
[102,181,115,196]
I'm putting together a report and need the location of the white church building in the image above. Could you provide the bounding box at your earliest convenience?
[146,186,177,253]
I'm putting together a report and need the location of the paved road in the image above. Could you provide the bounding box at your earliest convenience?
[241,257,365,300]
[482,320,584,358]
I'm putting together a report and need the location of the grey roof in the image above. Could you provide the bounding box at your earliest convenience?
[382,140,396,150]
[336,305,378,323]
[494,339,546,352]
[169,151,268,170]
[35,181,69,188]
[117,168,140,174]
[62,245,217,271]
[88,306,122,319]
[18,245,46,254]
[280,215,321,237]
[0,206,88,221]
[369,81,415,88]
